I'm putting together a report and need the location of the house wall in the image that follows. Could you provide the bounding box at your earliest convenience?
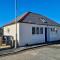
[19,23,60,46]
[3,23,20,45]
[3,22,60,46]
[19,23,45,46]
[48,26,60,41]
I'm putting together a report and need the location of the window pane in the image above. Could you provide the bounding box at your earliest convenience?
[40,27,43,34]
[36,27,39,34]
[51,28,55,32]
[32,27,35,34]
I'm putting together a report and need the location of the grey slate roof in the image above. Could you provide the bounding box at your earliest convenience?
[4,12,60,26]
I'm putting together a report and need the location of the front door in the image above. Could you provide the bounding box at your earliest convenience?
[45,28,47,43]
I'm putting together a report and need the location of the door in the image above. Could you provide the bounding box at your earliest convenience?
[45,28,47,43]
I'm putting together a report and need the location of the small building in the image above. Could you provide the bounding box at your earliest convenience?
[0,28,3,46]
[3,12,60,46]
[0,28,3,37]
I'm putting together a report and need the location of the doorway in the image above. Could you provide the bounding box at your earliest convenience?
[45,28,48,43]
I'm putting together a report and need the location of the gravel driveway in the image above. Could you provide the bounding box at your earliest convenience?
[0,44,60,60]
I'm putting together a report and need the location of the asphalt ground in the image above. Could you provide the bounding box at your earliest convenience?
[0,44,60,60]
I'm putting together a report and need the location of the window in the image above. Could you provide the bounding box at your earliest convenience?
[40,27,43,34]
[32,27,43,34]
[55,28,58,33]
[51,28,52,31]
[36,27,39,34]
[32,27,35,34]
[56,30,58,33]
[51,28,58,33]
[51,28,55,32]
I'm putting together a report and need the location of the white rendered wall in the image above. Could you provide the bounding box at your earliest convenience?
[19,23,45,46]
[3,22,60,46]
[3,23,20,45]
[47,26,60,41]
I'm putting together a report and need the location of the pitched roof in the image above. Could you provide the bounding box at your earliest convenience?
[4,12,60,27]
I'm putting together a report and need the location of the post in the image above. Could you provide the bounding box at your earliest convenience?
[15,0,17,48]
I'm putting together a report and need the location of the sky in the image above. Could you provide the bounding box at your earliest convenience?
[0,0,60,27]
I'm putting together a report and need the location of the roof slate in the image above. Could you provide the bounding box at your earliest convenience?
[4,12,60,27]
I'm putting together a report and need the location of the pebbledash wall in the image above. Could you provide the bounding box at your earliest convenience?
[3,23,60,46]
[3,23,20,45]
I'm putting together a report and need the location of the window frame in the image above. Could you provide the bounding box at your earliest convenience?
[36,27,39,34]
[40,27,43,34]
[32,27,35,34]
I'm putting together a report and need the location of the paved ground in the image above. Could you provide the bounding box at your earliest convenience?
[0,44,11,50]
[0,45,10,49]
[0,44,60,60]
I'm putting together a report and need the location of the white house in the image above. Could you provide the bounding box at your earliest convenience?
[3,12,60,46]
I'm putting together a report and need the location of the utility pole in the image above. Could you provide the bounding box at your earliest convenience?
[15,0,17,48]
